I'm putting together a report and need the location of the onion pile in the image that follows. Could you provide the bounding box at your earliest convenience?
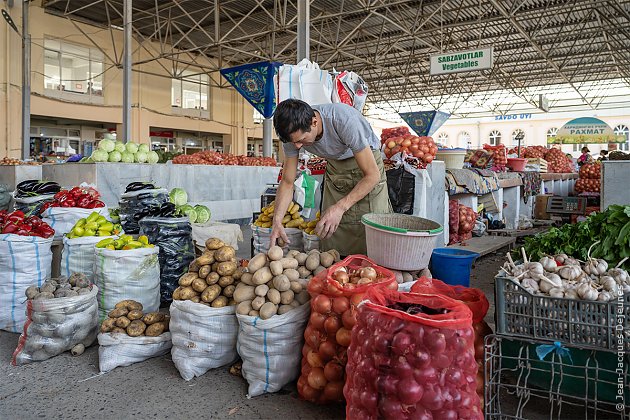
[173,151,277,166]
[483,144,507,166]
[297,256,397,404]
[382,135,438,165]
[576,162,601,193]
[575,178,601,193]
[450,203,476,244]
[507,146,575,173]
[344,290,482,420]
[381,126,410,144]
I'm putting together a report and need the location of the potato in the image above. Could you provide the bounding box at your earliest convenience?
[205,272,220,285]
[308,249,320,255]
[211,296,229,308]
[278,305,293,315]
[100,318,116,333]
[126,320,146,337]
[314,266,327,275]
[280,258,299,269]
[305,253,320,271]
[290,281,303,294]
[247,253,268,273]
[145,322,166,337]
[211,262,220,273]
[287,250,300,258]
[252,296,266,311]
[402,272,414,283]
[172,287,183,300]
[223,284,236,298]
[191,295,201,303]
[272,275,291,292]
[179,286,197,300]
[237,301,252,315]
[283,268,300,282]
[217,276,233,288]
[179,272,198,287]
[115,316,131,329]
[189,259,201,272]
[267,245,283,261]
[290,300,300,308]
[111,327,126,334]
[240,272,254,286]
[108,307,128,318]
[252,267,273,285]
[280,290,295,305]
[198,265,212,279]
[192,277,208,293]
[215,246,236,262]
[126,301,143,311]
[228,299,236,306]
[267,288,281,305]
[259,302,278,320]
[233,284,256,303]
[115,300,137,310]
[40,282,56,294]
[297,266,311,279]
[25,286,39,300]
[195,254,215,266]
[255,284,270,297]
[202,284,222,303]
[54,289,78,298]
[248,310,260,317]
[205,238,225,250]
[330,249,341,262]
[296,290,310,305]
[127,310,144,320]
[233,266,246,280]
[163,315,170,330]
[320,252,335,268]
[142,312,165,325]
[217,261,237,277]
[270,260,284,276]
[295,253,308,265]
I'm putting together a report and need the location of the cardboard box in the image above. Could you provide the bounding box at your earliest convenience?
[534,194,553,219]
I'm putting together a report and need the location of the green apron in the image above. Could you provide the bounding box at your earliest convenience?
[321,150,392,256]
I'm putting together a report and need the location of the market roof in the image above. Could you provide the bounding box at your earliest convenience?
[43,0,630,118]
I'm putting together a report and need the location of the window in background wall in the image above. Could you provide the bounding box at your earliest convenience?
[253,110,264,124]
[171,70,209,110]
[489,130,501,146]
[511,129,525,147]
[44,39,104,96]
[437,132,449,145]
[457,131,471,148]
[614,125,629,151]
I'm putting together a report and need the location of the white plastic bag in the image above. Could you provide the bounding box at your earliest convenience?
[275,59,333,105]
[170,300,239,381]
[251,225,303,254]
[302,232,320,252]
[12,285,99,365]
[12,193,55,217]
[61,235,116,281]
[191,222,243,251]
[332,70,369,111]
[97,332,172,373]
[41,206,110,240]
[237,303,310,397]
[93,246,161,321]
[0,234,53,332]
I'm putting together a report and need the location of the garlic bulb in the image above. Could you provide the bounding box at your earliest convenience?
[564,289,579,299]
[522,277,540,293]
[599,276,618,293]
[548,287,564,298]
[585,258,608,276]
[539,273,562,293]
[540,256,558,272]
[526,262,544,276]
[559,265,582,281]
[577,283,598,301]
[597,291,612,302]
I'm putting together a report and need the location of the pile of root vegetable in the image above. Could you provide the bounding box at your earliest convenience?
[501,247,630,301]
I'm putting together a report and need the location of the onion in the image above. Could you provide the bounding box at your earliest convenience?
[323,381,344,401]
[414,366,438,383]
[420,385,444,411]
[434,410,458,420]
[349,294,364,307]
[334,271,349,284]
[411,349,431,368]
[378,397,405,419]
[307,367,327,390]
[359,267,378,280]
[332,296,350,314]
[397,378,424,405]
[342,307,357,329]
[433,353,453,369]
[324,315,341,335]
[308,277,324,295]
[324,360,344,382]
[392,332,412,356]
[304,326,323,349]
[309,312,327,331]
[318,340,337,361]
[299,381,320,401]
[359,390,378,411]
[307,350,324,368]
[425,331,446,354]
[408,407,433,420]
[373,334,390,354]
[312,295,332,314]
[393,356,414,379]
[302,344,312,358]
[377,375,399,395]
[336,327,351,347]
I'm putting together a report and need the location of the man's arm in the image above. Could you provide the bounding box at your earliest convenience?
[269,155,299,246]
[316,147,380,239]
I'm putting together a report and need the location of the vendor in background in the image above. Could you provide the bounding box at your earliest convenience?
[270,99,391,256]
[598,150,609,161]
[577,146,593,167]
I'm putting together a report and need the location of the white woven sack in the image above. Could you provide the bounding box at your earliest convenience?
[61,236,116,281]
[251,225,303,254]
[12,285,99,365]
[41,206,110,240]
[0,234,53,332]
[236,302,310,397]
[302,232,320,252]
[275,59,333,105]
[170,300,238,381]
[97,332,172,373]
[93,246,160,322]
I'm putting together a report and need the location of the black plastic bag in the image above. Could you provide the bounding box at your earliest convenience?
[386,167,415,214]
[118,188,169,234]
[140,217,194,304]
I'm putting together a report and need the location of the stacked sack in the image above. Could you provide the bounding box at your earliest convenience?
[448,201,476,244]
[575,162,601,193]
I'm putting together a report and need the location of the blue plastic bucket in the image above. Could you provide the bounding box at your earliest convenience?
[430,248,480,287]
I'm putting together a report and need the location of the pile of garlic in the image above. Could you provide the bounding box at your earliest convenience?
[501,247,630,302]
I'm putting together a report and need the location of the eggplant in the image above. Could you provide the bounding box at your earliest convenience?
[125,182,157,193]
[35,181,61,195]
[16,180,39,193]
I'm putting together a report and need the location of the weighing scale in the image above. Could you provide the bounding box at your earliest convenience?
[546,196,587,222]
[260,184,279,209]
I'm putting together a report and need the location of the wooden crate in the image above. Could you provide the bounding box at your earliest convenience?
[526,158,548,173]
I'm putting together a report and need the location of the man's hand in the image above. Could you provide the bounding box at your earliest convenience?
[315,204,345,239]
[269,223,290,247]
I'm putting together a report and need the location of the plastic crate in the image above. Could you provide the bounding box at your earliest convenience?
[484,335,629,419]
[495,274,630,352]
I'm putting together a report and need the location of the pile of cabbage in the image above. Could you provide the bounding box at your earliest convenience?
[89,140,159,164]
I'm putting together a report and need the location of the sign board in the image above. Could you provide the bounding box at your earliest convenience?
[538,94,549,112]
[550,117,625,144]
[430,47,493,75]
[399,111,451,137]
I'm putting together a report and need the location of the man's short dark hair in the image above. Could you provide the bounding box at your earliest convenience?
[273,99,315,143]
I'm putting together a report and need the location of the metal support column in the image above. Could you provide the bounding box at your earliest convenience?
[263,118,273,157]
[122,0,132,143]
[21,0,31,160]
[297,0,310,61]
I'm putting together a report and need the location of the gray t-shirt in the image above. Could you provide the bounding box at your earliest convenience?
[282,103,380,160]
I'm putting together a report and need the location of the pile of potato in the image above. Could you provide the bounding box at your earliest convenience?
[172,238,241,307]
[100,300,170,337]
[299,211,320,235]
[25,273,92,300]
[253,201,305,229]
[234,246,340,319]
